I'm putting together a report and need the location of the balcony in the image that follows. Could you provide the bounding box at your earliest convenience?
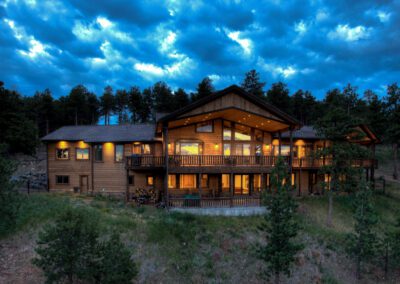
[126,155,378,171]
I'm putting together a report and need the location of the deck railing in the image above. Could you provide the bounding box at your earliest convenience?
[168,195,261,208]
[126,155,377,169]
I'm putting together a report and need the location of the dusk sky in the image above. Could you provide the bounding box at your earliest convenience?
[1,0,399,98]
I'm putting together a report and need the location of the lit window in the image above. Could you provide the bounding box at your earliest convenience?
[273,145,291,156]
[133,143,141,154]
[56,175,69,184]
[94,145,103,161]
[291,173,296,186]
[201,174,208,188]
[56,148,69,160]
[243,144,251,156]
[234,124,251,141]
[223,143,231,155]
[234,174,249,194]
[235,144,251,155]
[168,174,176,188]
[180,174,196,189]
[142,144,151,154]
[177,142,201,155]
[222,174,230,189]
[115,144,124,162]
[223,121,232,140]
[76,148,89,160]
[147,176,154,186]
[196,121,213,132]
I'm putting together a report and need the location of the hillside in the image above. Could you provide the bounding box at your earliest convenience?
[1,182,399,284]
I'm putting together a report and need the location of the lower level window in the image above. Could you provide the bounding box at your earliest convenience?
[147,176,154,186]
[222,174,230,189]
[180,174,197,189]
[234,174,249,194]
[56,175,69,184]
[168,175,176,189]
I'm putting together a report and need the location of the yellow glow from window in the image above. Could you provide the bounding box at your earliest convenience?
[272,139,280,146]
[58,141,68,148]
[291,173,295,186]
[77,140,89,148]
[104,142,114,156]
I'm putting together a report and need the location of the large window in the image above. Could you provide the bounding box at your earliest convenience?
[234,124,251,141]
[223,143,231,155]
[253,174,261,191]
[142,144,151,154]
[273,145,291,156]
[56,148,69,160]
[176,142,202,155]
[223,121,232,141]
[132,143,151,154]
[180,174,197,188]
[234,174,249,195]
[168,174,176,188]
[196,121,213,132]
[76,148,89,160]
[115,144,124,162]
[94,145,103,161]
[235,144,251,155]
[222,174,230,189]
[56,175,69,184]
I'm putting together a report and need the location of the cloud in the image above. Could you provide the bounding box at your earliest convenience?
[328,24,371,42]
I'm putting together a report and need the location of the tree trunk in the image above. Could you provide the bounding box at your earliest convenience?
[393,143,398,180]
[326,191,333,227]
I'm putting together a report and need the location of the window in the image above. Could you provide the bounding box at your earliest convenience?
[235,144,251,155]
[223,121,232,141]
[133,143,141,154]
[56,148,69,160]
[147,176,154,186]
[234,124,251,141]
[168,175,176,188]
[142,144,151,154]
[76,148,89,160]
[223,143,231,155]
[94,145,103,161]
[115,144,124,162]
[201,174,208,188]
[196,121,213,132]
[254,174,261,192]
[234,174,249,195]
[128,175,134,185]
[255,144,262,155]
[56,175,69,184]
[180,174,196,188]
[176,142,202,155]
[222,174,230,189]
[255,129,263,142]
[273,145,291,156]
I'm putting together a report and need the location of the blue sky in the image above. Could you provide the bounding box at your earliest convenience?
[1,0,399,98]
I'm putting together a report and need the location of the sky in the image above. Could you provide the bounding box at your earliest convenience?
[1,0,399,99]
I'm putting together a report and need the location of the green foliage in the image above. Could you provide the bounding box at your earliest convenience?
[266,82,292,115]
[100,85,115,125]
[241,69,266,98]
[193,77,214,101]
[0,144,20,235]
[258,158,303,282]
[346,179,378,279]
[33,208,137,284]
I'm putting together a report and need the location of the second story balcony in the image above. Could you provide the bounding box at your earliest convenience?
[126,155,378,171]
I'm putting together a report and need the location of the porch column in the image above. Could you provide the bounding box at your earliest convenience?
[289,127,294,174]
[230,173,234,207]
[163,123,169,208]
[278,131,282,157]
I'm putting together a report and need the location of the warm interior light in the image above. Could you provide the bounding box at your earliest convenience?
[58,141,68,148]
[214,143,219,149]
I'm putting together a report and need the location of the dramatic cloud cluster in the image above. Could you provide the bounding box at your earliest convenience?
[1,0,399,98]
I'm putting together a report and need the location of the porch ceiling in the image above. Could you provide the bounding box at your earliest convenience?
[168,108,290,132]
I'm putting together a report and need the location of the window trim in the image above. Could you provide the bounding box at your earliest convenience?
[195,120,214,133]
[114,144,124,163]
[55,175,69,185]
[55,148,70,160]
[75,148,90,160]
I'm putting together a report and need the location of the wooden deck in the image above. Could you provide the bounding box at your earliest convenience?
[168,195,262,208]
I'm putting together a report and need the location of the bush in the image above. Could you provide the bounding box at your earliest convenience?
[33,208,137,283]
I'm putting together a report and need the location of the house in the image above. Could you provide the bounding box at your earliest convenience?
[42,85,379,207]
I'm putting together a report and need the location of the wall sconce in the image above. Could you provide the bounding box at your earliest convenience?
[264,144,270,150]
[214,143,219,149]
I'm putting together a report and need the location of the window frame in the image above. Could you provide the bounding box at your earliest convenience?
[55,175,69,185]
[195,120,214,133]
[76,148,90,160]
[94,144,103,162]
[114,144,124,162]
[56,148,70,160]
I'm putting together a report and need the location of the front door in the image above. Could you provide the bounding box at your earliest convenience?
[80,175,89,193]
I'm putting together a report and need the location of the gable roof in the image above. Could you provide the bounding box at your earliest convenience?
[158,85,300,126]
[41,124,158,143]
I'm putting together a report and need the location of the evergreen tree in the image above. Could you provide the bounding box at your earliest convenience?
[192,77,214,101]
[100,86,115,125]
[114,89,129,124]
[379,217,400,279]
[153,81,174,112]
[241,69,266,98]
[266,82,292,115]
[257,158,303,284]
[127,86,142,123]
[25,89,55,136]
[364,90,387,138]
[138,87,154,122]
[384,83,400,180]
[346,179,378,279]
[174,88,190,109]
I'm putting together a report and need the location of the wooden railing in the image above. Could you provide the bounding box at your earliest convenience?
[126,155,377,169]
[168,195,261,208]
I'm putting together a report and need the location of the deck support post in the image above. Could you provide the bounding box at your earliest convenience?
[278,131,282,157]
[163,124,169,208]
[230,173,234,207]
[289,126,294,174]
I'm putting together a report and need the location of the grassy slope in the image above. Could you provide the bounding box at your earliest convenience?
[1,184,400,284]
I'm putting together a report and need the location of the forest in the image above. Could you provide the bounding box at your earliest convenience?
[0,69,399,177]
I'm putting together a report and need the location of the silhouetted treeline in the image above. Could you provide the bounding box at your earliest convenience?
[0,70,399,157]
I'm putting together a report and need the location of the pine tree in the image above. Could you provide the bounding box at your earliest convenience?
[241,69,266,98]
[257,157,303,284]
[100,86,115,125]
[346,179,378,279]
[192,77,214,101]
[127,86,142,123]
[266,82,292,115]
[174,88,190,109]
[153,81,174,112]
[114,89,129,124]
